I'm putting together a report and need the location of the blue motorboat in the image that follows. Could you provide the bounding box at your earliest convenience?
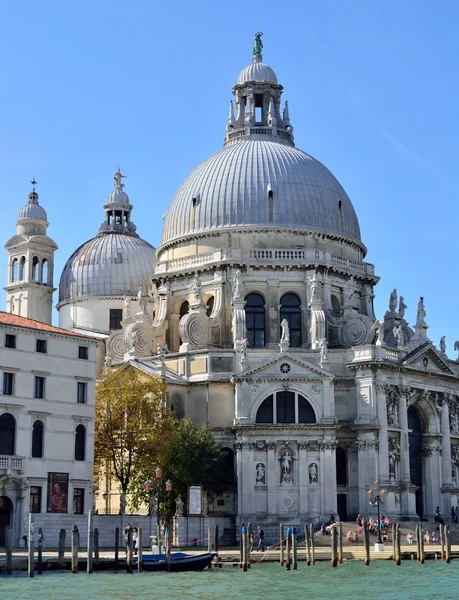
[133,551,214,572]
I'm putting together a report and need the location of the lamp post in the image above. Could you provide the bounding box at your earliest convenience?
[368,481,387,551]
[145,468,172,554]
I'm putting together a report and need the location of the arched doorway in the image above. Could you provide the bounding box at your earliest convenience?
[408,406,423,518]
[0,496,13,547]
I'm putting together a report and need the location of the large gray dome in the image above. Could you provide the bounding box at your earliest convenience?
[161,140,361,246]
[17,191,48,222]
[59,233,156,303]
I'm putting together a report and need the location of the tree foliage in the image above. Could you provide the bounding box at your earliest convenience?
[95,367,230,518]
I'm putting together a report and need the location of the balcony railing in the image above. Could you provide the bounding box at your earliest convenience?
[0,455,24,469]
[155,248,375,276]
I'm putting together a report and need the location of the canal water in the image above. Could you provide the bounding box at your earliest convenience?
[0,561,457,600]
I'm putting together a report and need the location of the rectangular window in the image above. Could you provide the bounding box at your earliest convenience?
[34,376,45,399]
[109,309,123,330]
[77,382,87,404]
[73,488,84,514]
[3,372,14,396]
[5,334,16,349]
[30,486,42,513]
[36,339,47,353]
[78,346,88,360]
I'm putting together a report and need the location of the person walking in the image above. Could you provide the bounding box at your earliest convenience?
[257,525,265,552]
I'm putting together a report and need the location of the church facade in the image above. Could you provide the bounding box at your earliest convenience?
[5,36,459,528]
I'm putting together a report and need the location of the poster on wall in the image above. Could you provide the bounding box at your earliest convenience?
[188,485,202,515]
[47,472,69,513]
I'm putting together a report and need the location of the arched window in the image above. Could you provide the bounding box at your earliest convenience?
[75,424,86,461]
[41,259,48,284]
[0,413,16,455]
[206,296,214,317]
[32,420,44,458]
[256,395,274,423]
[11,259,18,283]
[280,293,302,347]
[245,293,265,348]
[255,392,316,424]
[179,301,189,318]
[331,295,341,314]
[19,256,26,280]
[336,447,347,486]
[298,395,316,423]
[32,256,39,281]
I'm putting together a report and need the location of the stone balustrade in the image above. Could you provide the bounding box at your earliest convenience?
[155,248,375,276]
[0,455,24,470]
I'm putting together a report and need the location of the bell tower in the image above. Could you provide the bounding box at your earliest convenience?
[4,180,58,325]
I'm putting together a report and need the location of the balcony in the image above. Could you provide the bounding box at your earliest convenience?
[0,455,24,472]
[155,248,375,277]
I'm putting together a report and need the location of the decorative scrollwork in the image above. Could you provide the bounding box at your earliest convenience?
[340,316,371,348]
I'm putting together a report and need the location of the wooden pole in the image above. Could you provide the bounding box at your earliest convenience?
[338,522,343,564]
[94,528,99,569]
[310,524,316,565]
[392,523,396,562]
[247,522,251,568]
[114,527,119,569]
[445,524,451,564]
[214,524,219,556]
[331,525,338,568]
[363,521,370,566]
[239,525,243,569]
[395,523,401,566]
[241,525,248,572]
[416,524,420,561]
[419,524,424,564]
[87,509,94,574]
[279,523,284,566]
[165,527,171,572]
[126,529,133,574]
[304,525,311,566]
[28,512,35,578]
[37,527,43,575]
[138,528,143,573]
[5,525,13,575]
[292,528,298,570]
[440,523,445,560]
[71,524,79,574]
[285,527,292,571]
[208,526,213,554]
[58,528,66,568]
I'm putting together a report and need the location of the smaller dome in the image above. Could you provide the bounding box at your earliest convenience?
[106,188,130,204]
[238,56,278,85]
[17,191,47,222]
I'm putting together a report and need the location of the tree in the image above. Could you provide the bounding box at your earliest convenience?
[94,367,174,497]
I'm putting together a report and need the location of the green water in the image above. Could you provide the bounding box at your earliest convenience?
[0,561,457,600]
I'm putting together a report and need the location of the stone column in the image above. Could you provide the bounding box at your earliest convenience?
[298,442,308,516]
[398,388,412,484]
[376,381,390,483]
[440,400,453,487]
[235,442,244,519]
[320,440,337,516]
[266,442,277,517]
[356,436,378,513]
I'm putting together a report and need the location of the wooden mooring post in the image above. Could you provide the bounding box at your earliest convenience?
[126,529,133,574]
[331,525,338,568]
[338,522,343,564]
[445,525,451,564]
[214,524,219,557]
[114,527,120,569]
[440,523,445,560]
[87,509,94,574]
[416,524,421,561]
[241,525,248,572]
[279,523,284,566]
[5,525,13,575]
[285,528,291,570]
[292,527,298,570]
[58,528,66,568]
[71,524,79,574]
[310,524,316,565]
[94,528,100,569]
[137,528,143,573]
[208,526,213,554]
[419,524,425,564]
[304,525,311,566]
[363,521,370,566]
[247,522,251,568]
[28,512,35,578]
[395,523,401,566]
[37,527,43,575]
[165,527,171,572]
[392,523,396,561]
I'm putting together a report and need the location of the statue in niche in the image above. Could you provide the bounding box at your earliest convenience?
[309,462,318,484]
[388,437,400,481]
[280,451,293,484]
[175,495,184,516]
[137,286,148,314]
[449,404,459,434]
[123,296,131,319]
[393,325,406,347]
[319,338,328,361]
[191,274,203,303]
[389,289,397,313]
[308,271,321,301]
[280,319,290,343]
[398,296,407,319]
[386,396,398,426]
[439,336,447,355]
[256,463,266,484]
[232,270,243,301]
[240,338,248,362]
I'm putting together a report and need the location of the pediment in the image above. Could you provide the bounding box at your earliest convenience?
[236,352,334,382]
[402,344,455,375]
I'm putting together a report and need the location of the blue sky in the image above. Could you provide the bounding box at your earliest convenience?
[1,1,458,355]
